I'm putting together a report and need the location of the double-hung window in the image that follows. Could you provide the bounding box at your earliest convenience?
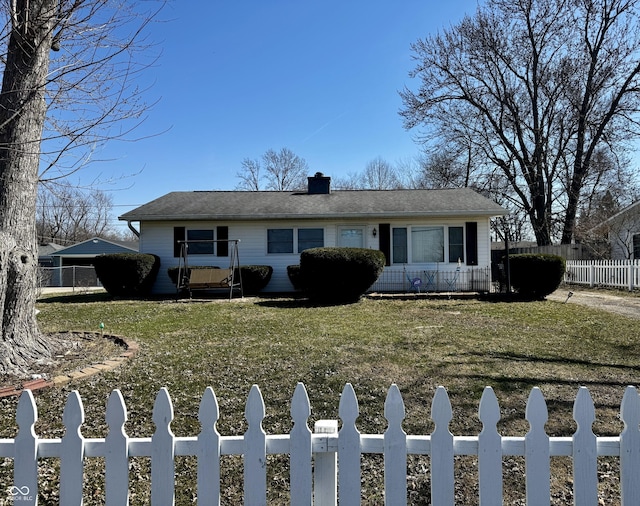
[298,228,324,252]
[267,227,324,254]
[187,229,214,255]
[268,229,294,254]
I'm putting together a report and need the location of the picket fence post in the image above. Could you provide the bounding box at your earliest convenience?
[151,387,175,506]
[313,419,338,506]
[244,384,267,506]
[14,390,38,506]
[384,384,407,506]
[197,387,220,506]
[478,386,502,505]
[525,387,550,504]
[338,383,361,505]
[573,386,597,504]
[105,389,129,506]
[60,390,85,506]
[620,385,640,505]
[431,386,454,504]
[290,382,312,506]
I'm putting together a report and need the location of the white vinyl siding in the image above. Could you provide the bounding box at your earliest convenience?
[136,217,493,294]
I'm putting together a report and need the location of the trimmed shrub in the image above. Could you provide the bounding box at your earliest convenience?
[93,253,160,297]
[300,247,385,303]
[287,265,303,290]
[509,253,566,299]
[234,265,273,294]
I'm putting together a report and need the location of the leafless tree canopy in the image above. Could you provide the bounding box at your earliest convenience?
[36,184,120,244]
[0,0,161,375]
[333,156,402,190]
[235,147,309,191]
[400,0,640,245]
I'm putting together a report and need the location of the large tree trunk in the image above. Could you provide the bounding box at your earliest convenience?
[0,0,57,375]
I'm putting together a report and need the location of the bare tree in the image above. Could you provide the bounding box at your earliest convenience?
[37,184,117,244]
[400,0,640,245]
[235,158,261,191]
[361,157,401,190]
[333,157,402,190]
[235,148,309,191]
[0,0,160,375]
[262,148,308,191]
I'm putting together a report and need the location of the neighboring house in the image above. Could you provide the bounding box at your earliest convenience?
[38,242,65,268]
[591,200,640,260]
[40,237,139,287]
[119,174,507,294]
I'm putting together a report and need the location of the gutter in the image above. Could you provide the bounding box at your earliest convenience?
[127,221,140,238]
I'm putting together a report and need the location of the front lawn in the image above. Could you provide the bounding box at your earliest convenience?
[1,293,638,504]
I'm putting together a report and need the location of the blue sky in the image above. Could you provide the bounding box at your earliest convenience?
[85,1,481,234]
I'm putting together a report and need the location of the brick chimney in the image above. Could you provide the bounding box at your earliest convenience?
[307,172,331,194]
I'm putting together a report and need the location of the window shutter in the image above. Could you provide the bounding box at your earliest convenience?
[465,222,478,266]
[217,226,229,257]
[379,224,391,266]
[174,227,185,258]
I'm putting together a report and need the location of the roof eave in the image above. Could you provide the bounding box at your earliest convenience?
[120,210,507,222]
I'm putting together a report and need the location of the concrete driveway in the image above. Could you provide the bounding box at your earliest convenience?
[547,287,640,320]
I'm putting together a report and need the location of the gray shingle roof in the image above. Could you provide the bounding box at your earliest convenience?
[119,188,507,222]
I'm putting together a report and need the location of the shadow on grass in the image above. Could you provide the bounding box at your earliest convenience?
[38,292,114,304]
[255,296,361,309]
[460,350,640,373]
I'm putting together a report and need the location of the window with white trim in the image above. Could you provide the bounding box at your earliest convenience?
[267,228,324,254]
[392,225,465,264]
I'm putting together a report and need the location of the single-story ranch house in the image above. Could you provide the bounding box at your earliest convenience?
[119,174,507,294]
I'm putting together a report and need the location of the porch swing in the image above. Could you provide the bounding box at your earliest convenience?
[176,239,243,299]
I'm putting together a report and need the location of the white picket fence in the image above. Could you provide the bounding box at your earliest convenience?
[1,383,639,505]
[565,259,640,291]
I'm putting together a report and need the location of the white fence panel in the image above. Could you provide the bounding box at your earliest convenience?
[3,383,640,504]
[566,260,640,291]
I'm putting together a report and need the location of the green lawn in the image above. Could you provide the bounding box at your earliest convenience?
[1,293,637,504]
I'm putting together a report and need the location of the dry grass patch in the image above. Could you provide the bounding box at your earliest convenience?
[0,293,636,504]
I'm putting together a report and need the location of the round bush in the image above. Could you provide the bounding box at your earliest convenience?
[235,265,273,294]
[93,253,160,297]
[287,265,303,290]
[509,253,566,299]
[300,247,385,303]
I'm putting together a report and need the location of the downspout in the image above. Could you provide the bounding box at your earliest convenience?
[127,221,140,238]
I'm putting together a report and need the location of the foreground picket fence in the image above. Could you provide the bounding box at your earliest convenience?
[1,383,639,505]
[565,259,640,291]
